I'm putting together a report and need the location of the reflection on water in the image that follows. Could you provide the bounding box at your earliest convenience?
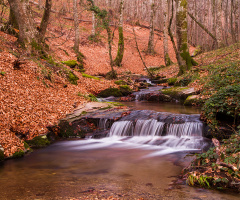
[0,141,239,200]
[122,101,201,114]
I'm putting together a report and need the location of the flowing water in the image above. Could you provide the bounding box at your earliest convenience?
[0,104,239,199]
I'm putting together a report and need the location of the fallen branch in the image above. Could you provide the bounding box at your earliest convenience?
[188,12,217,41]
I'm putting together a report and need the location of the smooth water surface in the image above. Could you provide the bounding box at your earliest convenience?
[0,140,239,200]
[122,101,201,114]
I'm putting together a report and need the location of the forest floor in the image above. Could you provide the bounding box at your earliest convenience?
[0,2,239,162]
[0,5,189,157]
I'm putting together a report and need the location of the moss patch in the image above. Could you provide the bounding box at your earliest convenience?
[81,73,100,80]
[184,95,200,106]
[68,71,79,85]
[26,136,50,148]
[12,150,25,158]
[98,88,123,98]
[62,60,78,68]
[115,80,127,85]
[119,85,132,96]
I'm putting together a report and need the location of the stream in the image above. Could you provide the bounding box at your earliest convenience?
[0,94,239,199]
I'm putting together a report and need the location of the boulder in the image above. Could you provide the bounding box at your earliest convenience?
[161,87,197,101]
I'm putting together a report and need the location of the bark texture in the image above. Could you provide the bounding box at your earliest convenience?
[176,0,197,75]
[8,0,37,46]
[114,0,124,67]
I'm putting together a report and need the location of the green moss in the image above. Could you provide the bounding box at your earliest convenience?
[0,71,6,76]
[98,88,123,98]
[119,85,132,96]
[12,150,25,158]
[81,73,100,80]
[114,26,124,66]
[184,95,200,106]
[23,141,30,149]
[165,53,172,66]
[162,87,189,96]
[107,102,125,107]
[68,71,79,85]
[114,80,127,85]
[62,60,78,68]
[167,77,177,85]
[26,136,50,148]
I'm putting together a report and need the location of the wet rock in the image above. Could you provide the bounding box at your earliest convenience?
[184,95,201,106]
[26,135,50,148]
[0,145,4,162]
[162,87,197,101]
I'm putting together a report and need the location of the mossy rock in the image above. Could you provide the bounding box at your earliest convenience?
[192,45,202,57]
[58,119,92,138]
[105,70,117,80]
[174,77,192,87]
[68,71,79,85]
[62,60,78,68]
[0,149,4,162]
[162,87,196,101]
[184,95,200,106]
[98,88,123,98]
[167,77,177,86]
[119,85,132,96]
[114,80,127,85]
[26,136,50,148]
[12,150,25,158]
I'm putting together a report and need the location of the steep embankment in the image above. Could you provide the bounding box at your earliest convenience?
[0,31,117,157]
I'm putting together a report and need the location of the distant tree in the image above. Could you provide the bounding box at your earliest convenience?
[73,0,80,53]
[216,0,223,47]
[114,0,124,67]
[88,0,117,79]
[147,0,156,54]
[162,0,172,66]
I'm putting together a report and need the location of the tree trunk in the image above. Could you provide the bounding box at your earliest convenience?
[147,0,155,54]
[233,0,239,42]
[175,0,197,76]
[8,7,19,29]
[162,0,172,66]
[216,0,223,47]
[39,0,52,42]
[8,0,37,47]
[114,0,124,67]
[73,0,80,52]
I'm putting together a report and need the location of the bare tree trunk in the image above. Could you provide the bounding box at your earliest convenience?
[114,0,124,66]
[91,11,96,36]
[8,0,37,47]
[233,0,239,42]
[162,0,172,66]
[73,0,80,52]
[38,0,42,9]
[39,0,52,42]
[176,0,197,75]
[216,0,223,47]
[147,0,155,54]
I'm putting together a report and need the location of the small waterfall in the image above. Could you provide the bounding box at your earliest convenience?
[167,122,203,137]
[108,121,134,137]
[105,119,211,153]
[84,111,212,156]
[133,119,165,136]
[99,118,109,130]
